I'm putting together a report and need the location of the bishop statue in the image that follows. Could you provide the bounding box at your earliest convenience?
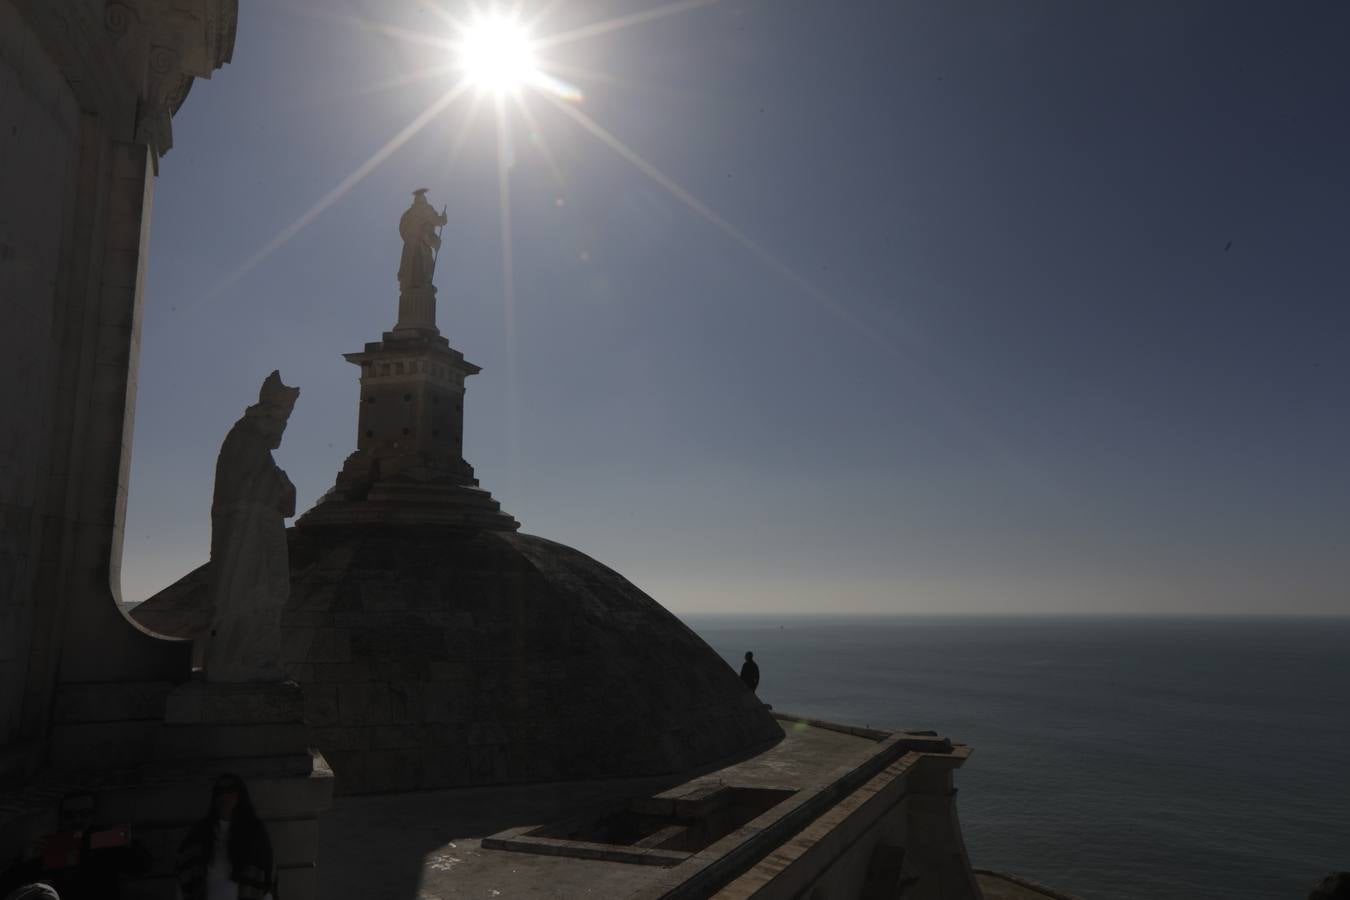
[206,370,300,682]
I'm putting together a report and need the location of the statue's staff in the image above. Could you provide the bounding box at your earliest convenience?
[430,204,447,280]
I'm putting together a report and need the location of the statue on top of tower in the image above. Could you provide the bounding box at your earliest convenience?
[397,188,448,292]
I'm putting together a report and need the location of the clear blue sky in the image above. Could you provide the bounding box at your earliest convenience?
[122,1,1350,614]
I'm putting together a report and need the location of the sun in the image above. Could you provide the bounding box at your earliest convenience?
[456,10,540,95]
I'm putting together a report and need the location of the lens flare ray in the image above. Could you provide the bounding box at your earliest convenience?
[494,95,524,497]
[539,98,1008,460]
[509,94,566,188]
[535,0,724,50]
[545,97,895,356]
[293,8,458,53]
[349,64,463,100]
[193,83,471,309]
[196,0,726,330]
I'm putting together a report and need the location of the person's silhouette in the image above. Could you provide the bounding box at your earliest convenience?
[1309,872,1350,899]
[739,651,760,692]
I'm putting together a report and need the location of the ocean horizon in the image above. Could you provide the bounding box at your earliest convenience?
[686,613,1350,900]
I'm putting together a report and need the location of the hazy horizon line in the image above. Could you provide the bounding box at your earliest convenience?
[117,601,1347,620]
[678,610,1350,620]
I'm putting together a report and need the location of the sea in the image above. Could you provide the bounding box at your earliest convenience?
[685,615,1350,900]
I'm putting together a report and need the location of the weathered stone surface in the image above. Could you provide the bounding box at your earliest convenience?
[135,526,782,794]
[164,680,304,724]
[1,0,238,793]
[153,722,311,761]
[51,680,175,724]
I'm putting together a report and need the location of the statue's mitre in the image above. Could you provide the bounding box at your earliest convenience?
[256,370,300,416]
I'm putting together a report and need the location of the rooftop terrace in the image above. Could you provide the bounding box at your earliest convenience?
[318,713,968,899]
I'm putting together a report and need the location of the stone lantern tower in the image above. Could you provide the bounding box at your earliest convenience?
[298,194,517,531]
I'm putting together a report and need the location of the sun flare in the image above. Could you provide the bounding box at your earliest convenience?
[456,11,539,95]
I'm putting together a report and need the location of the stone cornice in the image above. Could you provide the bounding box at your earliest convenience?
[13,0,238,159]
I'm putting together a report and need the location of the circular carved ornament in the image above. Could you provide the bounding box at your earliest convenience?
[104,3,133,36]
[149,45,177,75]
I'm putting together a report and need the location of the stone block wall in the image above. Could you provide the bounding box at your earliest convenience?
[0,0,83,781]
[285,528,783,794]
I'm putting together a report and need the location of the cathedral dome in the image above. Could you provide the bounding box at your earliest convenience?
[134,524,782,793]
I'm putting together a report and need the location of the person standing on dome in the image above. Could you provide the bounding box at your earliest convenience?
[740,651,760,692]
[1309,873,1350,899]
[175,775,275,900]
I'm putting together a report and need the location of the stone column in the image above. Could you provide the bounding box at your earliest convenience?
[395,284,438,332]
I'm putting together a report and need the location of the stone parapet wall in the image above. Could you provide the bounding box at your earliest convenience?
[690,721,981,900]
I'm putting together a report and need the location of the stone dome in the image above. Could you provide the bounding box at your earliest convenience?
[134,525,783,794]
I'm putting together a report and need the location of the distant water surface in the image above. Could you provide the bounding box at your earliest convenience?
[685,615,1350,900]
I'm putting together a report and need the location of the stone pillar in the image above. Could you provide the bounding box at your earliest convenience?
[395,284,438,333]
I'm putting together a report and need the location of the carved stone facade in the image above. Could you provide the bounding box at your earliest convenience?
[2,5,334,897]
[23,0,238,160]
[1,0,237,793]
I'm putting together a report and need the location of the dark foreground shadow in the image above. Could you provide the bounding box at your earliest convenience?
[318,772,692,899]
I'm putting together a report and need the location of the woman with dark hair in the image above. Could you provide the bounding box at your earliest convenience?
[175,774,274,900]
